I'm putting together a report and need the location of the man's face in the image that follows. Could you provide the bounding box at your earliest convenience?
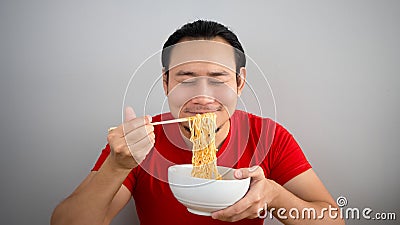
[163,38,245,134]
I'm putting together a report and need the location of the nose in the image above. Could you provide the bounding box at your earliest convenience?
[191,78,215,104]
[192,77,214,96]
[191,95,215,105]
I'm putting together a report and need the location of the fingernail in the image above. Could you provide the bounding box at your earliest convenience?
[147,115,152,123]
[235,170,242,179]
[249,166,258,172]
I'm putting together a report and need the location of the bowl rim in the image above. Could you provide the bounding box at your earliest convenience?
[168,164,251,187]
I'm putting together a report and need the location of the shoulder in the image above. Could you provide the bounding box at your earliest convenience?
[231,110,298,157]
[231,110,279,133]
[232,110,274,123]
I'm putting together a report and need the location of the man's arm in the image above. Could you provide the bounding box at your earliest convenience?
[274,169,344,224]
[211,167,345,225]
[51,107,155,225]
[50,159,132,225]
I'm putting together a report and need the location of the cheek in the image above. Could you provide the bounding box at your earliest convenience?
[167,82,198,118]
[215,87,238,117]
[167,88,189,118]
[212,81,238,116]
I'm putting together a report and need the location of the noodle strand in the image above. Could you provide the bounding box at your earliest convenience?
[188,113,221,180]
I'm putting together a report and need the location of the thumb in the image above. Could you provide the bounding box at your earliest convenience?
[124,106,137,122]
[234,166,265,180]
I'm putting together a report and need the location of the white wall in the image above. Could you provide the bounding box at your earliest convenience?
[0,0,399,224]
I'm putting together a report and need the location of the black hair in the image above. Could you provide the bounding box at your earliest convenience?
[161,20,246,84]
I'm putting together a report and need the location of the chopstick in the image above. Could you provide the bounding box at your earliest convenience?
[150,117,189,126]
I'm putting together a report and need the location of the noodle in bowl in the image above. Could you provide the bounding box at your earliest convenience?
[168,164,250,216]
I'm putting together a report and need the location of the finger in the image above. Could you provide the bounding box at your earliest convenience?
[125,124,155,146]
[149,131,156,143]
[108,127,118,132]
[107,125,124,144]
[123,116,152,136]
[124,106,137,122]
[132,133,155,151]
[212,198,253,221]
[212,188,265,222]
[212,169,266,221]
[213,206,258,222]
[229,204,261,221]
[127,132,155,163]
[234,166,265,180]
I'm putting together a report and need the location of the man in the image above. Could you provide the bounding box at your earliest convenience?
[51,20,344,225]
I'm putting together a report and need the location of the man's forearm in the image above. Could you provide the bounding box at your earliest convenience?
[50,156,131,225]
[268,185,345,225]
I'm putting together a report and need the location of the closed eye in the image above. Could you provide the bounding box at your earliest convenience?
[209,80,225,85]
[181,80,196,85]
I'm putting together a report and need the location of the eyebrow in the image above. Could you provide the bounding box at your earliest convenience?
[175,70,230,77]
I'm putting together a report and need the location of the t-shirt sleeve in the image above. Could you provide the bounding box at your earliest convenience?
[91,144,136,195]
[268,124,312,185]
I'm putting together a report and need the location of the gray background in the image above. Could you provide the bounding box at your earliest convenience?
[0,0,399,224]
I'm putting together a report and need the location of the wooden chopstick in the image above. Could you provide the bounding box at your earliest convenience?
[150,117,189,126]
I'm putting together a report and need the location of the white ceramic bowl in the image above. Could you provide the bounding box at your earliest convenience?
[168,164,250,216]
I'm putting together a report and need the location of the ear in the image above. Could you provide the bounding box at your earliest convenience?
[162,67,168,95]
[237,67,246,96]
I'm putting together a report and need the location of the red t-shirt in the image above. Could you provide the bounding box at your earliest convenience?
[92,110,311,224]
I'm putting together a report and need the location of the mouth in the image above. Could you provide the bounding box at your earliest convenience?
[180,108,224,134]
[183,107,221,115]
[185,110,217,115]
[182,125,221,134]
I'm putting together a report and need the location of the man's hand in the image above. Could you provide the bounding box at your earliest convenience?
[211,167,345,225]
[211,166,279,222]
[107,106,155,170]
